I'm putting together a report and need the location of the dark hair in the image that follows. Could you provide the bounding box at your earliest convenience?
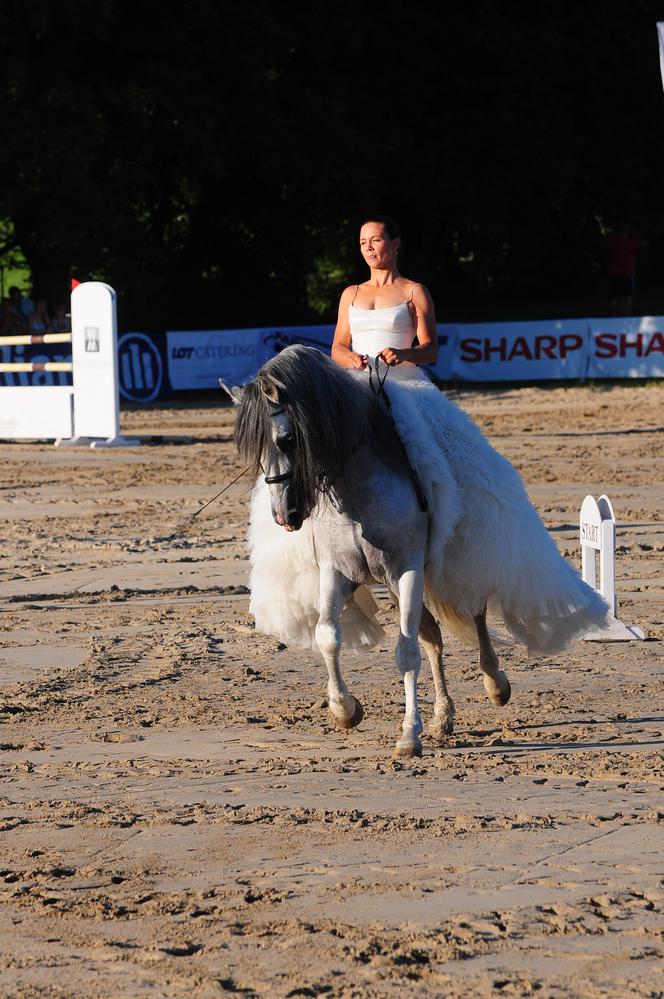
[235,345,406,517]
[360,215,401,240]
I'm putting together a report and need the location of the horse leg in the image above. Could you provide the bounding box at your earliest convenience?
[393,568,425,759]
[316,567,364,730]
[420,605,455,741]
[474,607,511,707]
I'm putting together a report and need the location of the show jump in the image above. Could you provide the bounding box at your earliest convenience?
[0,282,137,448]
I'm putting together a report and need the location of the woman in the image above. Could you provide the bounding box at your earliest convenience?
[324,215,607,652]
[332,217,438,371]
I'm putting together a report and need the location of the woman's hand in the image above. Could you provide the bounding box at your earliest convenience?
[349,352,368,370]
[379,347,404,366]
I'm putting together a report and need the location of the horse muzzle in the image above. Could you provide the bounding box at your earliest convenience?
[274,509,304,531]
[271,482,304,531]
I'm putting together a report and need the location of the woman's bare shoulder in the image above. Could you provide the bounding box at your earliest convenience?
[340,282,367,297]
[401,277,431,299]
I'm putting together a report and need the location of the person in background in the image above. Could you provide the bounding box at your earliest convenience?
[27,298,50,334]
[604,223,648,316]
[20,293,35,320]
[6,286,27,333]
[50,302,71,333]
[0,297,12,335]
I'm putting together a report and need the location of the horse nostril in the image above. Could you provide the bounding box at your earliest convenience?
[286,509,303,530]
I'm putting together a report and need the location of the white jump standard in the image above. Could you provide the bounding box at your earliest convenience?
[0,281,138,448]
[580,494,645,641]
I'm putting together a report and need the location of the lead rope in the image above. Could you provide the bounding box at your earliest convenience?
[168,463,252,539]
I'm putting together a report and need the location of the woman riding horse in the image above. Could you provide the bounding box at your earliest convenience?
[232,216,609,758]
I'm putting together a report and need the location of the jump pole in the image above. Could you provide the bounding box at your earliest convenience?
[0,282,138,447]
[580,494,645,640]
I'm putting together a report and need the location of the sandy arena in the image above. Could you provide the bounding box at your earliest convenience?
[0,382,662,998]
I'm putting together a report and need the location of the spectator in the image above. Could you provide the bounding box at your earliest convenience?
[20,294,35,319]
[27,298,50,334]
[0,297,12,335]
[6,286,28,333]
[50,302,71,333]
[604,223,648,316]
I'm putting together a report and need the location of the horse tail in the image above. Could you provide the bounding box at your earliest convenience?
[425,594,513,649]
[425,595,478,646]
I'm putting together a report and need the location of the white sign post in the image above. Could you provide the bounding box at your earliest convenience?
[580,494,645,640]
[56,282,138,448]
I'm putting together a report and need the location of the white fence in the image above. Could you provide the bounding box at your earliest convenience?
[0,282,137,447]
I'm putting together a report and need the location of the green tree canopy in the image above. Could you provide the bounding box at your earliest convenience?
[1,1,663,327]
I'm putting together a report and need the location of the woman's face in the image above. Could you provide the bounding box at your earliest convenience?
[359,222,399,269]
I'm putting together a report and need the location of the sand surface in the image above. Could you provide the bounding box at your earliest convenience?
[0,382,662,998]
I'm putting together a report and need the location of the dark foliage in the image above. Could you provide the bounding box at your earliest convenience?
[1,2,664,326]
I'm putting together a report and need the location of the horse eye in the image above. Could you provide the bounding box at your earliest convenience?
[276,433,294,452]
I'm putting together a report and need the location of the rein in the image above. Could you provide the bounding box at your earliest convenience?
[168,462,253,539]
[366,355,429,515]
[367,354,392,411]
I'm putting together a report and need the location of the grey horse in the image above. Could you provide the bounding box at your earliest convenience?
[228,344,510,759]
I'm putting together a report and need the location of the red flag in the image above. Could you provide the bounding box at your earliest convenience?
[71,278,81,291]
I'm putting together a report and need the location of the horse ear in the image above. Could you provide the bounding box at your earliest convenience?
[219,380,244,405]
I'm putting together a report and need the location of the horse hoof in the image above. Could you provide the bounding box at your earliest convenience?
[483,671,511,707]
[392,738,423,760]
[428,710,455,742]
[328,696,364,730]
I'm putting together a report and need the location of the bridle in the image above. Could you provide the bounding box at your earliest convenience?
[263,404,295,485]
[264,469,294,484]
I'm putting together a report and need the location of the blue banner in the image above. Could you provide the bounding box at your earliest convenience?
[2,317,661,405]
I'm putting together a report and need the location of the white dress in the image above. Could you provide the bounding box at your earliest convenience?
[247,302,608,655]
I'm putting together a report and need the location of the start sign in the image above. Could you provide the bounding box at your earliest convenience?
[579,494,645,641]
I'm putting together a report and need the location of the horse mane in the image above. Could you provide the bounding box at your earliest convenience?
[234,345,407,514]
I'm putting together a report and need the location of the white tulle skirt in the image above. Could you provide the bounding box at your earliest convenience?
[248,364,608,655]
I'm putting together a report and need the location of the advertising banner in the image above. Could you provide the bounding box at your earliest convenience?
[451,319,589,381]
[588,316,664,378]
[259,322,457,381]
[167,329,265,389]
[4,316,663,409]
[118,331,167,403]
[432,325,458,381]
[261,325,335,360]
[0,341,73,388]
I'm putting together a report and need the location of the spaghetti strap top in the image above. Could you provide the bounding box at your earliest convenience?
[348,301,417,357]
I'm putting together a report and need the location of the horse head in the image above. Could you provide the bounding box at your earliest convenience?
[259,380,305,532]
[231,344,400,532]
[225,365,307,531]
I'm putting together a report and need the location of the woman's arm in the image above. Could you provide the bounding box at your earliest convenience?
[331,286,367,370]
[380,284,439,367]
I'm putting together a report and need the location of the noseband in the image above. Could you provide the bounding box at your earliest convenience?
[264,469,294,484]
[264,404,295,485]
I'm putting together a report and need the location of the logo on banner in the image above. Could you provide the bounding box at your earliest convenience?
[458,333,584,363]
[263,330,334,354]
[593,331,664,358]
[118,333,163,402]
[170,333,256,362]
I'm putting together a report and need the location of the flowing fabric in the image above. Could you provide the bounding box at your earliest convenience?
[247,302,608,654]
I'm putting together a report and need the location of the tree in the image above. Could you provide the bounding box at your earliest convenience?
[1,1,663,327]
